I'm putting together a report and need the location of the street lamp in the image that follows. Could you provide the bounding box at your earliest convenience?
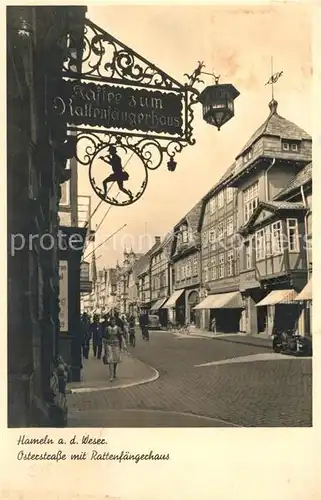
[198,74,240,131]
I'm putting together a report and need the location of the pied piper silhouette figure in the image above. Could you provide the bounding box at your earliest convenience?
[100,146,133,200]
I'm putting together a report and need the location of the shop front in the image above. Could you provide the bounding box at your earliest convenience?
[295,278,312,336]
[150,297,168,327]
[162,289,185,326]
[194,291,244,333]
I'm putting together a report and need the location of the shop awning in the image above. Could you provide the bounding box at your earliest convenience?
[150,297,168,311]
[256,289,297,307]
[194,291,244,310]
[162,289,185,309]
[295,279,312,301]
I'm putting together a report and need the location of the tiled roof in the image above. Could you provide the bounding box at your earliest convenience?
[237,100,311,158]
[275,163,312,200]
[202,163,236,201]
[262,200,305,210]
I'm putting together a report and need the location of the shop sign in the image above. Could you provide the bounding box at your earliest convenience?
[50,80,183,137]
[239,270,260,291]
[59,260,68,332]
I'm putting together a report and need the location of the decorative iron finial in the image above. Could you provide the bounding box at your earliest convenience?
[184,61,205,87]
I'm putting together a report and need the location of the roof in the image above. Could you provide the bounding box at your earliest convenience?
[239,199,307,234]
[202,163,236,201]
[136,239,162,278]
[261,200,306,210]
[237,99,311,158]
[275,163,312,200]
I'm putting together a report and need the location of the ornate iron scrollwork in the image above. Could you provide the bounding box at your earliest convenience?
[52,18,202,207]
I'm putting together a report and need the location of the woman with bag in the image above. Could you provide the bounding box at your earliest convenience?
[102,316,127,382]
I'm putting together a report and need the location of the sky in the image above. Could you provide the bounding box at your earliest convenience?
[77,3,312,269]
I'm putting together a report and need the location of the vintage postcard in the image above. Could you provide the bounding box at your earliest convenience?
[3,1,320,499]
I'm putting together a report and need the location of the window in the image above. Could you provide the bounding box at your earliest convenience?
[193,256,198,276]
[203,262,209,282]
[227,250,234,276]
[255,229,265,260]
[243,182,259,223]
[209,228,216,247]
[219,253,225,278]
[177,265,181,281]
[227,216,233,236]
[287,218,299,252]
[265,226,272,257]
[212,264,217,280]
[245,238,253,269]
[218,190,224,209]
[271,220,283,254]
[210,198,216,214]
[282,142,290,151]
[202,231,208,247]
[218,222,224,240]
[210,256,216,280]
[186,259,192,278]
[243,149,253,163]
[182,225,188,243]
[291,143,298,151]
[226,187,234,203]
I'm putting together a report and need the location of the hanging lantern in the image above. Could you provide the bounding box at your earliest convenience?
[199,80,240,131]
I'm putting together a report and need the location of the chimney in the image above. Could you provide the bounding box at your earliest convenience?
[155,236,161,244]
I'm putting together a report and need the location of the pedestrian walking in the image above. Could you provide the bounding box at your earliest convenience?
[102,316,127,382]
[91,314,103,359]
[122,315,130,344]
[80,312,91,360]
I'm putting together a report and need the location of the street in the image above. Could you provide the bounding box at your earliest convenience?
[68,330,312,427]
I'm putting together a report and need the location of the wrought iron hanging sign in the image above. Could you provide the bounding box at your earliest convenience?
[47,19,239,207]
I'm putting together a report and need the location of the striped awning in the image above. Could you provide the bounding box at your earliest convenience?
[194,291,244,310]
[295,279,312,301]
[162,289,185,309]
[256,289,297,307]
[150,297,168,311]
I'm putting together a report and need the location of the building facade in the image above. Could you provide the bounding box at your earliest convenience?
[197,166,242,332]
[167,203,202,327]
[7,6,87,426]
[231,100,312,335]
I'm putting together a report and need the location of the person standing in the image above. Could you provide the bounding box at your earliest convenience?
[102,316,126,382]
[91,314,103,359]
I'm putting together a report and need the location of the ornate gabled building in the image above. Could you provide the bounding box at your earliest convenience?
[149,233,172,326]
[116,249,143,315]
[229,99,312,336]
[137,236,162,314]
[162,201,202,327]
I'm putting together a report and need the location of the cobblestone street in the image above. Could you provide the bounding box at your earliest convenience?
[68,329,312,427]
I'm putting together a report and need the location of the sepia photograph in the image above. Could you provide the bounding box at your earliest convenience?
[7,3,313,430]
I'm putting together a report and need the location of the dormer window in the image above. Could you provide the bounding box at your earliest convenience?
[181,225,188,243]
[282,140,300,152]
[243,149,253,163]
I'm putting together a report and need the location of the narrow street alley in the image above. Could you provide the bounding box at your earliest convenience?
[67,330,312,427]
